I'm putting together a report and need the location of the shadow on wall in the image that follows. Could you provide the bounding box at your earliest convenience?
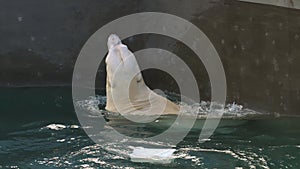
[1,0,300,115]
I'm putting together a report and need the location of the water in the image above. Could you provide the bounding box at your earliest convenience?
[0,87,299,168]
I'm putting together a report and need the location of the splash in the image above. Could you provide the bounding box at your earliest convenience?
[75,93,268,118]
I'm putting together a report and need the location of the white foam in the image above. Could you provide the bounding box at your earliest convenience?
[56,139,65,142]
[70,125,80,129]
[46,124,66,130]
[45,124,80,131]
[130,147,176,164]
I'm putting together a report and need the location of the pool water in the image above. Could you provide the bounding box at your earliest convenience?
[0,87,299,168]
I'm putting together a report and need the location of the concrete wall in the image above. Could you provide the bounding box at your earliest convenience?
[1,0,300,115]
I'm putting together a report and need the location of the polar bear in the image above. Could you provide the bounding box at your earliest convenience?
[105,34,179,115]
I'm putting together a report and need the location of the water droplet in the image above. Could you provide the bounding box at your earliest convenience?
[272,58,279,71]
[272,40,276,45]
[221,39,225,44]
[265,89,270,95]
[255,59,260,65]
[30,36,35,41]
[240,66,245,75]
[233,44,237,49]
[37,72,42,77]
[241,45,246,50]
[295,34,299,40]
[265,32,269,36]
[17,16,23,22]
[233,25,239,31]
[288,57,293,63]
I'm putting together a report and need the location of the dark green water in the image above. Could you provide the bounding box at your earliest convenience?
[0,87,299,168]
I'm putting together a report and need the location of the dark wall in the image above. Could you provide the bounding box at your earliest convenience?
[1,0,300,115]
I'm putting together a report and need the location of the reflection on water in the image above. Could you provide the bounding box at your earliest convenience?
[0,87,299,168]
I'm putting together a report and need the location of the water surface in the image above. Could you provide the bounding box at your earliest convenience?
[0,87,299,168]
